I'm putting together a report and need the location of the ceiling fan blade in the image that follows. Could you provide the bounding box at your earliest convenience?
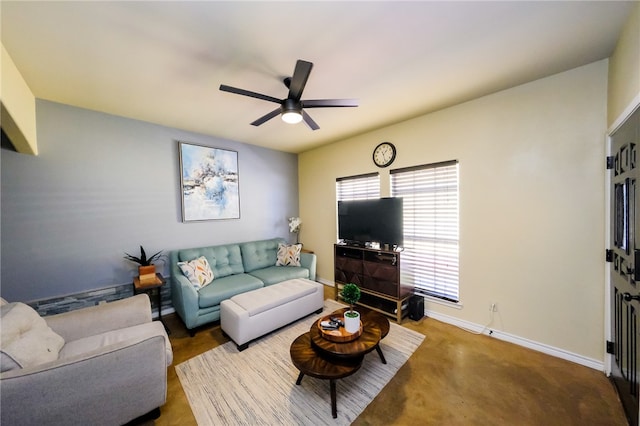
[220,85,281,104]
[301,110,320,131]
[250,108,281,126]
[302,99,359,108]
[288,60,313,101]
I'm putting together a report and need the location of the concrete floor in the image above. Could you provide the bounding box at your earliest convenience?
[154,285,627,426]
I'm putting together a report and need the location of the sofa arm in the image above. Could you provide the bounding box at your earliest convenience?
[170,273,200,329]
[300,252,317,281]
[45,294,152,342]
[0,333,169,425]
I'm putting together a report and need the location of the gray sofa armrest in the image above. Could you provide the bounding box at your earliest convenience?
[300,252,317,281]
[0,332,169,425]
[44,294,152,342]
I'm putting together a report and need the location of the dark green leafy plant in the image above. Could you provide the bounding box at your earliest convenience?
[340,283,361,317]
[124,246,163,266]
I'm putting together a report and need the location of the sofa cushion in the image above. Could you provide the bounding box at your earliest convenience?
[178,245,244,279]
[59,321,173,366]
[197,273,264,309]
[210,245,245,278]
[177,256,214,289]
[248,265,310,285]
[230,278,317,317]
[240,239,282,273]
[0,302,65,371]
[276,243,302,266]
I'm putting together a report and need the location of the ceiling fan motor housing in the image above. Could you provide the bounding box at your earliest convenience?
[282,98,302,114]
[281,99,303,124]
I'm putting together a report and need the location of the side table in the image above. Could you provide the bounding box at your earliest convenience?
[133,272,169,334]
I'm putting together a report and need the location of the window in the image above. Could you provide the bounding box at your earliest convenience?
[336,172,380,201]
[391,161,459,302]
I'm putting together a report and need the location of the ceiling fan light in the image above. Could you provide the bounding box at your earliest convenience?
[282,110,302,124]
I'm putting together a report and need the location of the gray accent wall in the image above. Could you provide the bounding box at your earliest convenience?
[1,100,299,302]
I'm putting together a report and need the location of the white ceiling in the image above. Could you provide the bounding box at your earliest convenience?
[1,1,634,153]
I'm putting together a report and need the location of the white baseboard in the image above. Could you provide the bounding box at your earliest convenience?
[317,277,334,287]
[425,309,604,371]
[156,306,175,319]
[319,279,602,370]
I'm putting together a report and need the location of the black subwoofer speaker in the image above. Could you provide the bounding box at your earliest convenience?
[408,295,424,321]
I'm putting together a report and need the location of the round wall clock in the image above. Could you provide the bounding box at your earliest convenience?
[372,142,396,168]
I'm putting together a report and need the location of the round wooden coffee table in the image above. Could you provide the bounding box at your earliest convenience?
[337,306,391,340]
[310,307,390,364]
[290,332,363,419]
[289,307,392,418]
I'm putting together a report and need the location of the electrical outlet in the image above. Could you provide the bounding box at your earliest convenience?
[490,303,497,312]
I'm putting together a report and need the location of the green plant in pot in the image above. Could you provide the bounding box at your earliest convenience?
[124,246,163,284]
[340,283,362,333]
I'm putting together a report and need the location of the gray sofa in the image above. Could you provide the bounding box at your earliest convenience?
[0,294,173,425]
[170,237,316,334]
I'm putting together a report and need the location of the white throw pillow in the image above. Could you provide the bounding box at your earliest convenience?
[0,302,65,371]
[177,256,215,289]
[276,243,302,267]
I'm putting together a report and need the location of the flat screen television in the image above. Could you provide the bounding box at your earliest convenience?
[337,197,403,248]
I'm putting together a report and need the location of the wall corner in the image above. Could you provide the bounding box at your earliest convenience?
[1,43,38,155]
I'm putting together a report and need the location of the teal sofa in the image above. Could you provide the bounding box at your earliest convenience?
[170,238,316,334]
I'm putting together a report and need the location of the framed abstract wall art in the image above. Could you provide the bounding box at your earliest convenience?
[178,142,240,222]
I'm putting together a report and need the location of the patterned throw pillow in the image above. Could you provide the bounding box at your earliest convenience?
[276,243,302,267]
[177,256,215,289]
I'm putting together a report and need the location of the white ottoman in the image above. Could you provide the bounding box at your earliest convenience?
[220,278,324,351]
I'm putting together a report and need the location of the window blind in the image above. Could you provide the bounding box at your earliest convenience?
[390,161,459,302]
[336,172,380,201]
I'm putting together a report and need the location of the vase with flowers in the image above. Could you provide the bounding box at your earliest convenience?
[288,216,302,244]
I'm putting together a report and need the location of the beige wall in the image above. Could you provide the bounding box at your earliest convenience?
[299,60,608,361]
[0,43,38,155]
[608,1,640,126]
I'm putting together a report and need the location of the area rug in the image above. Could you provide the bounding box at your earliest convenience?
[176,299,425,425]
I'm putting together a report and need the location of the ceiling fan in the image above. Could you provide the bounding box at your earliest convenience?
[219,59,358,130]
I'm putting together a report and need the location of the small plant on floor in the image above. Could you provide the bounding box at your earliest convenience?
[340,283,361,318]
[124,246,163,266]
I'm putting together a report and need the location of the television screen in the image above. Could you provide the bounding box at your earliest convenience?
[338,197,403,247]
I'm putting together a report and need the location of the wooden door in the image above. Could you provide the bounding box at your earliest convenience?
[610,107,640,425]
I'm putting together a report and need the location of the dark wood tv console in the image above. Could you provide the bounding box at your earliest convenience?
[334,244,413,323]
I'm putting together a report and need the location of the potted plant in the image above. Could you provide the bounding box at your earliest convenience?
[340,283,362,333]
[124,246,163,284]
